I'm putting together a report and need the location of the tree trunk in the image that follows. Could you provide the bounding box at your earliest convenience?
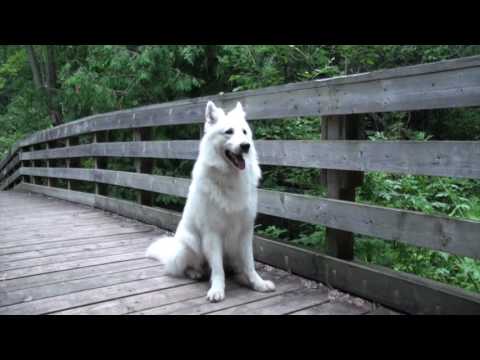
[45,46,57,89]
[25,45,64,126]
[45,46,63,126]
[25,46,42,90]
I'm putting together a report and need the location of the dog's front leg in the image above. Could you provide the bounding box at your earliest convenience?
[235,231,276,293]
[204,234,225,302]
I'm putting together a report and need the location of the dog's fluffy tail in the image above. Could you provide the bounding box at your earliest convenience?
[145,236,191,276]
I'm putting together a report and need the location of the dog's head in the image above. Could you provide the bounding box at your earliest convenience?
[201,101,257,173]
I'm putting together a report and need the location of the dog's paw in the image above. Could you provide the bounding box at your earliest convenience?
[206,287,225,303]
[253,279,276,293]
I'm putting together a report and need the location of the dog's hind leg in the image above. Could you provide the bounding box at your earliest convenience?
[146,231,203,279]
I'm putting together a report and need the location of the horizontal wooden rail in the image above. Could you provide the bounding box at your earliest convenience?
[13,182,480,314]
[21,167,190,198]
[20,141,199,162]
[1,55,478,153]
[20,140,480,179]
[19,167,480,259]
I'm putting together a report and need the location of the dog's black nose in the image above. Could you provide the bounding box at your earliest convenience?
[240,143,250,153]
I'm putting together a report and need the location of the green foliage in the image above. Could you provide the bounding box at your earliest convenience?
[256,225,289,240]
[335,45,480,74]
[0,48,27,91]
[59,45,205,120]
[355,236,480,293]
[218,45,339,91]
[291,226,326,248]
[359,172,477,218]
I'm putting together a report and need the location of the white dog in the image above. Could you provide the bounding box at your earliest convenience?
[146,101,275,302]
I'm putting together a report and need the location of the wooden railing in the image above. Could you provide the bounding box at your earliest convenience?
[1,55,480,314]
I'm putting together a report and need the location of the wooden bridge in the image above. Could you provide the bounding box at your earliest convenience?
[1,56,480,315]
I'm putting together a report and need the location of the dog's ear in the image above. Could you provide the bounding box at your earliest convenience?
[230,101,246,118]
[205,101,223,128]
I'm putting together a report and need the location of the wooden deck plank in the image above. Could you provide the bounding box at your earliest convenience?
[141,277,308,315]
[61,269,293,315]
[1,222,154,243]
[1,220,139,238]
[208,288,330,315]
[0,209,95,223]
[54,282,212,315]
[1,210,129,227]
[1,212,112,231]
[0,265,164,307]
[1,258,158,292]
[0,231,160,256]
[0,224,155,248]
[290,300,372,315]
[0,276,194,315]
[0,233,159,262]
[0,240,153,272]
[1,249,148,280]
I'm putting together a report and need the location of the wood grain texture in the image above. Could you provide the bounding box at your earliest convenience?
[1,257,159,292]
[130,271,302,315]
[0,232,156,260]
[0,276,194,315]
[1,249,149,281]
[0,239,153,272]
[208,288,331,315]
[0,265,165,307]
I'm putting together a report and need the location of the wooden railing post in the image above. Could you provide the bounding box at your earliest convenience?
[93,132,108,196]
[66,137,80,191]
[133,128,153,206]
[65,139,71,190]
[321,115,364,260]
[29,145,37,185]
[18,149,24,185]
[46,142,52,187]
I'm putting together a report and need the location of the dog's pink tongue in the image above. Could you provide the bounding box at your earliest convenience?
[237,158,245,170]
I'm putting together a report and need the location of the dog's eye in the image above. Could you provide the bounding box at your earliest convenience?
[225,128,234,135]
[243,129,247,135]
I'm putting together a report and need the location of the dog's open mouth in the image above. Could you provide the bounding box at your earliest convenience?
[225,150,245,170]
